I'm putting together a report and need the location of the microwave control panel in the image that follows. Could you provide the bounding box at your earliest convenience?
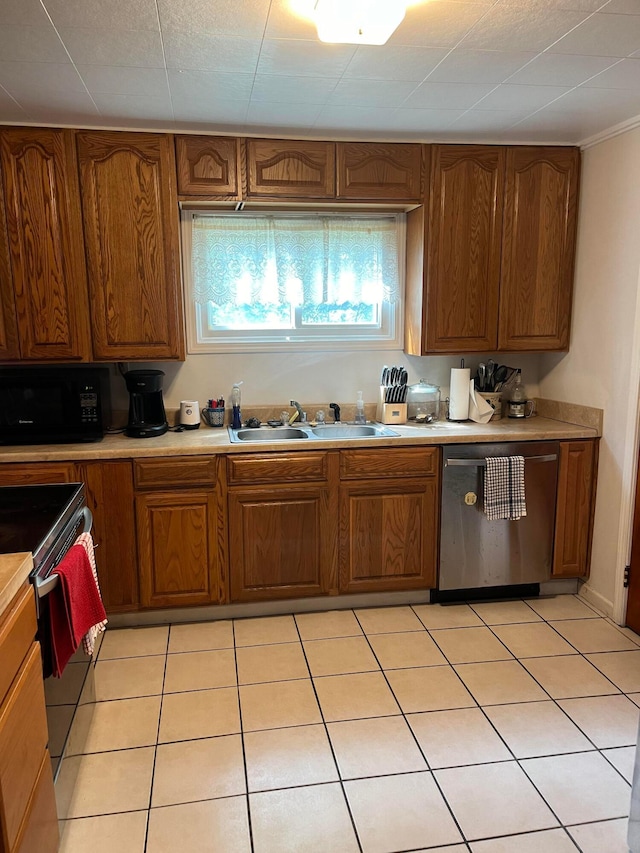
[80,386,99,423]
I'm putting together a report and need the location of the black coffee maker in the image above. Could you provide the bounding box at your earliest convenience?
[124,369,168,438]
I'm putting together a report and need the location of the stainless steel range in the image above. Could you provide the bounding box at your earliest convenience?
[0,483,98,778]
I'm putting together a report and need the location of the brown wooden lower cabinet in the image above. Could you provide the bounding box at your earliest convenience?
[0,462,76,486]
[136,491,222,609]
[228,485,337,602]
[339,478,438,593]
[0,587,57,853]
[553,439,599,578]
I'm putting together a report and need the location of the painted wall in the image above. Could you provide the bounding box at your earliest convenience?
[539,127,640,616]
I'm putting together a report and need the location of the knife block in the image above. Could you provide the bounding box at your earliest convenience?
[377,387,407,424]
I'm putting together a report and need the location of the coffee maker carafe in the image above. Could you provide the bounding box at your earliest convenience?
[125,369,168,438]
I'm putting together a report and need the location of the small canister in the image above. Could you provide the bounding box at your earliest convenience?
[179,400,200,430]
[407,380,441,423]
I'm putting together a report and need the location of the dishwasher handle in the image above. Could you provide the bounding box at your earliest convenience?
[445,454,557,467]
[35,507,94,600]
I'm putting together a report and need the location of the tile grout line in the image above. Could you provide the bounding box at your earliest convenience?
[143,626,170,853]
[292,610,365,853]
[232,620,256,853]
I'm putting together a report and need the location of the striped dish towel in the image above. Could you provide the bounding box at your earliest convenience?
[75,531,108,656]
[484,456,527,521]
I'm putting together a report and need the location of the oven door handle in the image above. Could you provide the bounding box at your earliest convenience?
[34,507,94,600]
[445,454,557,467]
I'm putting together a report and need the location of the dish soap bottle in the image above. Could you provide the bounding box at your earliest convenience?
[354,391,366,424]
[231,382,243,429]
[507,370,526,419]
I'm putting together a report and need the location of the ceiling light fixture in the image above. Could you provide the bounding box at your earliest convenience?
[314,0,407,45]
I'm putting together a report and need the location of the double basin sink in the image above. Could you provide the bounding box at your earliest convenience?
[228,423,400,443]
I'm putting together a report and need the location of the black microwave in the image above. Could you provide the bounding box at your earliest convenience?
[0,367,112,445]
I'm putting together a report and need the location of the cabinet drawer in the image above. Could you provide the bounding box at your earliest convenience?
[340,447,439,479]
[0,643,48,850]
[227,452,329,485]
[14,751,58,853]
[134,457,218,489]
[0,586,36,707]
[0,463,76,486]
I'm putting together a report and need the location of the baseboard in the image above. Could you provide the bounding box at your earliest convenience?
[539,579,579,595]
[579,582,613,619]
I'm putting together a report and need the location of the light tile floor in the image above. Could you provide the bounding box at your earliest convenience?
[57,595,640,852]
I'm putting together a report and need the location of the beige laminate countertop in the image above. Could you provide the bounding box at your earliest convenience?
[0,552,33,615]
[0,416,599,463]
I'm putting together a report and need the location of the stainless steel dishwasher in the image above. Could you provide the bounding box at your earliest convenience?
[438,441,559,598]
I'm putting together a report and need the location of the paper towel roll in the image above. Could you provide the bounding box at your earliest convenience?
[449,368,470,421]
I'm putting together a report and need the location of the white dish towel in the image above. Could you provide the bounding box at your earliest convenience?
[484,456,527,521]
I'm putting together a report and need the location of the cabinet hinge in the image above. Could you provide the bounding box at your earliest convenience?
[624,565,631,588]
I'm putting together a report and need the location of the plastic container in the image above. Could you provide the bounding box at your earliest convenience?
[355,391,366,424]
[231,382,242,429]
[407,380,441,422]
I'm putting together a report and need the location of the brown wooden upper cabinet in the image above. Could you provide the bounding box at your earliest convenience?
[175,135,242,199]
[77,131,185,361]
[246,139,336,199]
[0,128,91,361]
[336,142,423,201]
[406,144,580,355]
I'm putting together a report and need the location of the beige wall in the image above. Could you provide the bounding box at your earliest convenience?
[540,126,640,616]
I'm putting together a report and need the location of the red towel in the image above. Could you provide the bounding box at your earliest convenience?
[48,543,107,677]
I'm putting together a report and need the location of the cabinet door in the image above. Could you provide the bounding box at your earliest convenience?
[337,142,422,201]
[553,440,598,578]
[79,461,138,613]
[0,163,20,361]
[425,145,504,353]
[339,478,438,593]
[228,485,336,601]
[0,463,76,486]
[136,491,220,608]
[246,139,335,198]
[77,131,185,361]
[175,135,242,198]
[499,146,580,351]
[0,128,91,361]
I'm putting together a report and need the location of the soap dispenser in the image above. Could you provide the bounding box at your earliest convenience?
[354,391,366,424]
[231,382,243,429]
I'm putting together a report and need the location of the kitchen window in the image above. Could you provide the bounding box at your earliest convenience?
[182,210,404,352]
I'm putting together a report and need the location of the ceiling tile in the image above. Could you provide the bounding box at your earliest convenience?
[511,108,621,140]
[460,6,591,51]
[157,0,270,38]
[250,74,338,104]
[603,0,640,13]
[0,87,31,122]
[58,28,165,68]
[548,12,640,56]
[169,69,255,103]
[246,101,323,128]
[343,45,448,82]
[427,49,538,83]
[44,0,160,31]
[506,52,620,85]
[257,39,356,78]
[581,57,640,88]
[0,0,53,27]
[93,92,174,120]
[164,33,261,73]
[172,99,250,125]
[78,67,170,98]
[264,0,318,40]
[0,61,86,99]
[388,1,490,48]
[313,105,399,131]
[403,80,496,109]
[552,83,640,115]
[449,109,531,130]
[474,83,571,110]
[14,90,100,122]
[0,25,69,63]
[326,79,418,108]
[387,107,467,132]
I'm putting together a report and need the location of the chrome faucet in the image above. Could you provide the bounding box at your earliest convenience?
[329,402,341,422]
[290,400,304,423]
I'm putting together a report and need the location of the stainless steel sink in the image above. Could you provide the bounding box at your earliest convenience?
[309,424,399,439]
[229,427,309,442]
[227,423,399,443]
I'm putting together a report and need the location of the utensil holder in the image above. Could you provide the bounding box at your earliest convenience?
[478,392,502,421]
[201,407,226,427]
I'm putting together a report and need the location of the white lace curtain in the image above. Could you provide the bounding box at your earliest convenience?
[191,214,400,308]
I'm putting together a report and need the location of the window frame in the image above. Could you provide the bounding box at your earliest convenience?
[181,207,406,354]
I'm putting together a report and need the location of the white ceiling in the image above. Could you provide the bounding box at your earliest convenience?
[1,0,640,145]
